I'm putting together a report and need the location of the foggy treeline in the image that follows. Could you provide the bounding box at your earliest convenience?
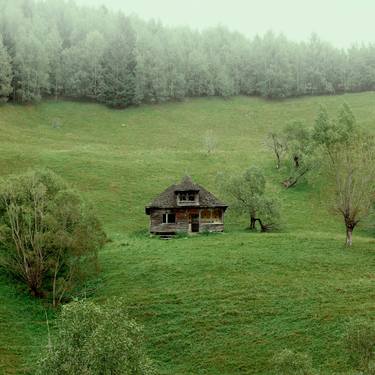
[1,0,375,107]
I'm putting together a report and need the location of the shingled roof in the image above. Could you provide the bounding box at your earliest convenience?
[145,176,227,214]
[174,176,201,192]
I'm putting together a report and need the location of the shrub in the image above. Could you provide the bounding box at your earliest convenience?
[344,319,375,373]
[0,169,106,305]
[37,299,156,375]
[272,349,316,375]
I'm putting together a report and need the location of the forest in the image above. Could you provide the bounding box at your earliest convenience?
[2,0,375,107]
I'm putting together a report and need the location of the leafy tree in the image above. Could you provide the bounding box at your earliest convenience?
[0,170,106,304]
[281,121,313,188]
[313,104,356,161]
[221,166,280,232]
[37,299,156,375]
[265,131,288,169]
[256,32,295,99]
[323,132,375,246]
[313,104,373,246]
[0,34,12,102]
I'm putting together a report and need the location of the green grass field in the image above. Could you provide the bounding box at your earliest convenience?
[1,93,375,374]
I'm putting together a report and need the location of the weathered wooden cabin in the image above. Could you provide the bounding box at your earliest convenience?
[145,176,228,235]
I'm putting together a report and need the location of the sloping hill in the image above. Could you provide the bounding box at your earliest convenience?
[0,94,374,374]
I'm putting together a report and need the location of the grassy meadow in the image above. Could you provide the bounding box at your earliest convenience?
[1,93,375,374]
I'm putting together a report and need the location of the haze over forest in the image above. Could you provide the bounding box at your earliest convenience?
[76,0,375,48]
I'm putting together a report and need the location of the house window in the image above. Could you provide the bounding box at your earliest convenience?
[200,209,223,223]
[162,213,176,224]
[178,193,196,202]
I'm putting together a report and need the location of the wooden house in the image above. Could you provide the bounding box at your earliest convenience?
[145,176,228,235]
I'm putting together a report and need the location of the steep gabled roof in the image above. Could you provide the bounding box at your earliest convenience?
[174,176,200,192]
[145,176,228,214]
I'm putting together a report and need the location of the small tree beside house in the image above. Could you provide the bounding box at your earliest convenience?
[220,166,280,232]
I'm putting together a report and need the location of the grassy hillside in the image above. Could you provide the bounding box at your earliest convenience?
[0,94,375,374]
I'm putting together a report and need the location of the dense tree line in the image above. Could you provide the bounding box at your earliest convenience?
[2,1,375,106]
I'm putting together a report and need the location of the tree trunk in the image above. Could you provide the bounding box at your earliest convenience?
[344,217,357,247]
[255,218,269,233]
[276,153,281,169]
[346,226,353,247]
[250,215,256,230]
[294,155,300,168]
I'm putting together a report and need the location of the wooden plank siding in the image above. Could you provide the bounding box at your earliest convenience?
[149,208,225,234]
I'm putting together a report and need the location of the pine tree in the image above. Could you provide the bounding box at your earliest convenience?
[13,30,49,103]
[83,31,105,100]
[0,35,12,102]
[46,28,63,100]
[99,15,136,108]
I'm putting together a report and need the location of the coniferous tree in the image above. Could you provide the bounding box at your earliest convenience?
[99,15,136,108]
[83,31,105,99]
[46,28,63,99]
[13,29,49,102]
[0,35,12,102]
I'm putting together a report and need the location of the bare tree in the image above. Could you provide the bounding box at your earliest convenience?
[265,131,287,169]
[203,129,217,155]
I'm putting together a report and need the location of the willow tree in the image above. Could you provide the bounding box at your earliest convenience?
[326,133,375,246]
[0,170,106,304]
[281,121,314,188]
[314,104,375,246]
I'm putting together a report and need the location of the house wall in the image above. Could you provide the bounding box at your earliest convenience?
[200,223,225,232]
[199,208,225,233]
[150,209,189,234]
[149,208,225,234]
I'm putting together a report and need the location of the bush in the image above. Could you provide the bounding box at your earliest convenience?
[344,319,375,374]
[0,169,106,305]
[272,349,317,375]
[37,299,156,375]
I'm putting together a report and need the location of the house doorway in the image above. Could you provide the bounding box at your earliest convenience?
[190,214,200,233]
